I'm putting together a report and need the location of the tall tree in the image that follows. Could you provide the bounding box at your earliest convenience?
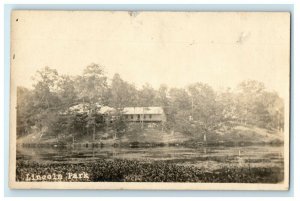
[31,67,62,136]
[188,83,220,133]
[137,83,157,107]
[236,80,266,126]
[167,88,191,127]
[215,87,237,122]
[32,66,61,109]
[16,87,34,137]
[155,84,169,107]
[76,63,108,104]
[110,73,138,108]
[169,88,191,110]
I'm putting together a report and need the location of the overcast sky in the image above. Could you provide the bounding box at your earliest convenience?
[11,11,290,97]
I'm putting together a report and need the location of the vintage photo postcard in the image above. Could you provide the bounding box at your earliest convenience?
[9,11,290,190]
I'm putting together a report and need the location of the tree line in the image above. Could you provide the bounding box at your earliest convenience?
[16,64,284,140]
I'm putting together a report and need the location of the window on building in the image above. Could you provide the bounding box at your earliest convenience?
[131,115,133,119]
[137,114,140,119]
[149,114,152,119]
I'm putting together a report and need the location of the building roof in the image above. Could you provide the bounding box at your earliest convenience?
[123,107,164,115]
[68,103,89,114]
[98,106,116,114]
[68,104,115,114]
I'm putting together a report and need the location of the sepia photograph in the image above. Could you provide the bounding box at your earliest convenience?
[9,11,290,190]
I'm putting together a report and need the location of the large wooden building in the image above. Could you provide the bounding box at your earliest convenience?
[122,107,166,123]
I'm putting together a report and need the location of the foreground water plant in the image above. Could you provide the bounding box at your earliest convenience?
[16,159,283,183]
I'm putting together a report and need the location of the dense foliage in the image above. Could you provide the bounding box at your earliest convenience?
[16,64,284,140]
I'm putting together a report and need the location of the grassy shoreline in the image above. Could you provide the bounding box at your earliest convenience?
[16,159,283,183]
[17,125,284,148]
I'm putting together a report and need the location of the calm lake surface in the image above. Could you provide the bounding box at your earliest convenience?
[17,145,284,171]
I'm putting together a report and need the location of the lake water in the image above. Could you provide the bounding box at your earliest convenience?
[17,144,284,171]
